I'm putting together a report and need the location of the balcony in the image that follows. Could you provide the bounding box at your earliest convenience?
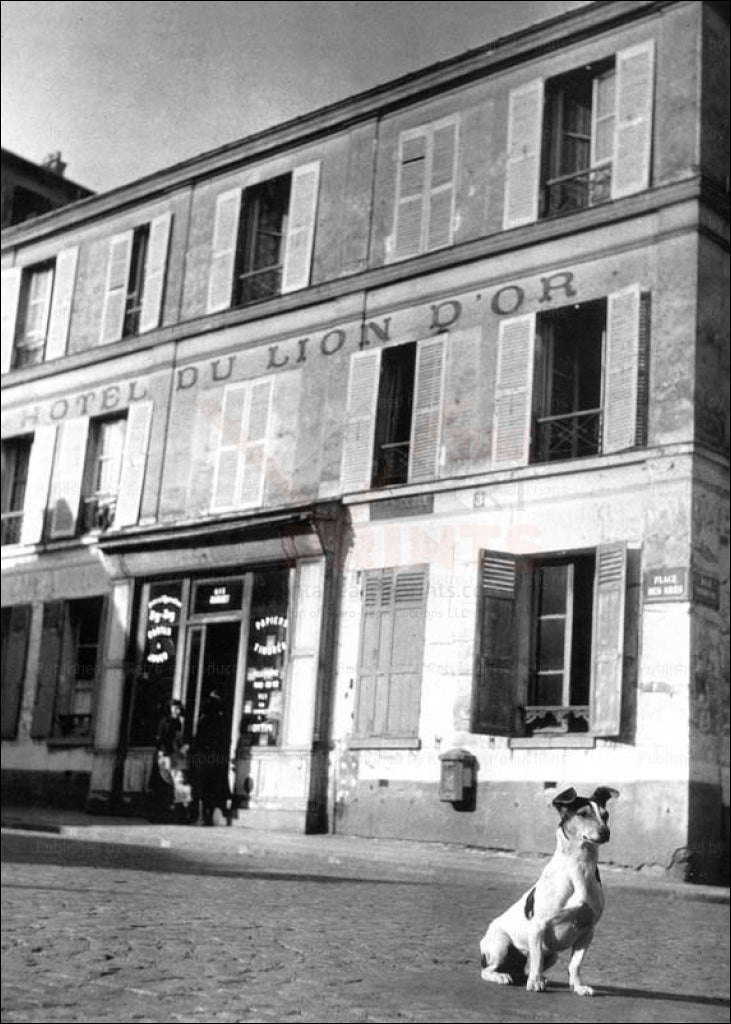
[524,705,590,734]
[1,510,24,546]
[543,165,612,218]
[533,408,602,463]
[372,440,410,488]
[80,494,117,533]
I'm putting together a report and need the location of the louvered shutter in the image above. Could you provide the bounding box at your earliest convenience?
[341,349,381,492]
[1,604,31,739]
[100,231,133,344]
[30,600,64,739]
[239,378,273,508]
[612,41,655,199]
[427,119,458,251]
[635,293,651,448]
[492,314,536,468]
[20,425,57,545]
[207,189,241,313]
[48,417,89,538]
[503,79,544,229]
[590,543,627,736]
[355,567,427,740]
[473,552,521,735]
[603,285,642,453]
[114,402,153,527]
[394,131,428,259]
[139,212,172,333]
[409,336,446,482]
[1,267,22,374]
[45,247,79,361]
[282,162,321,294]
[211,383,246,510]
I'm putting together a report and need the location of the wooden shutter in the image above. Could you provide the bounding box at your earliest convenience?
[427,119,458,251]
[114,402,153,527]
[603,285,642,453]
[282,162,321,294]
[341,349,381,492]
[355,567,427,740]
[394,130,428,259]
[1,604,31,739]
[139,212,172,333]
[20,425,57,545]
[409,336,446,482]
[30,600,64,739]
[211,383,246,510]
[492,314,536,468]
[1,267,22,374]
[503,79,544,229]
[48,417,89,538]
[473,552,521,735]
[45,247,79,361]
[590,542,627,735]
[239,378,273,508]
[207,188,241,313]
[100,230,133,344]
[612,41,655,199]
[635,292,651,448]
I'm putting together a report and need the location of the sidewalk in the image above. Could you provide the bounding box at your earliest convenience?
[2,803,728,903]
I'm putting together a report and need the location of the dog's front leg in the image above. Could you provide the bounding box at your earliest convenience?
[568,932,594,996]
[525,925,547,992]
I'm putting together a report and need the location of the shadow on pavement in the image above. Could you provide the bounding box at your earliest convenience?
[550,980,730,1008]
[1,830,426,886]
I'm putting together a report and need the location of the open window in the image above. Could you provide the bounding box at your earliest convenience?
[473,544,628,738]
[1,435,32,545]
[100,213,172,344]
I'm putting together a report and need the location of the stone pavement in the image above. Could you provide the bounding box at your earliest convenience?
[1,808,729,1023]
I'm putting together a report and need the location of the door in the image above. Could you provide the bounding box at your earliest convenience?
[183,620,241,754]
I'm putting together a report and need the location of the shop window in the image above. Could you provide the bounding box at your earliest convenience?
[503,41,654,230]
[79,414,127,532]
[531,299,605,463]
[30,597,105,742]
[207,162,321,313]
[341,337,446,492]
[1,435,32,545]
[472,544,627,738]
[100,213,172,344]
[1,604,31,739]
[391,117,458,261]
[128,581,184,747]
[239,569,290,748]
[351,566,428,747]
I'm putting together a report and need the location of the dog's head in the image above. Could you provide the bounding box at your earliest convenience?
[552,786,619,845]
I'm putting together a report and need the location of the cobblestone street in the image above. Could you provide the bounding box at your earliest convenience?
[1,830,729,1024]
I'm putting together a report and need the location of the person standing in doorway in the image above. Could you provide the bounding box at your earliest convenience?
[191,689,232,826]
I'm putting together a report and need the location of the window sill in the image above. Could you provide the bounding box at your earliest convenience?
[46,737,94,749]
[509,735,596,749]
[348,736,421,750]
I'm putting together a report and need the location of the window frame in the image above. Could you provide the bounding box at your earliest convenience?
[1,435,33,546]
[12,260,55,369]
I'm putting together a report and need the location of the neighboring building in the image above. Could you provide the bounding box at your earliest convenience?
[1,149,93,229]
[1,1,728,880]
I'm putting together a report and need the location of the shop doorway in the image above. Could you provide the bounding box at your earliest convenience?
[183,620,240,748]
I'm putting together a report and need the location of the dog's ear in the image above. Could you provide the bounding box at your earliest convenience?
[552,787,578,812]
[591,786,619,807]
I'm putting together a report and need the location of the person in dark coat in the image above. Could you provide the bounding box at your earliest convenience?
[150,699,192,822]
[190,690,232,826]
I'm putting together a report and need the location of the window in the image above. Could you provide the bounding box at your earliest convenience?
[207,162,321,313]
[341,337,446,492]
[352,566,428,747]
[541,63,615,218]
[1,436,32,545]
[392,117,459,261]
[492,287,650,470]
[100,213,172,344]
[1,248,79,373]
[128,581,184,748]
[1,604,31,740]
[473,545,628,738]
[211,379,273,511]
[30,597,105,742]
[503,41,655,230]
[531,300,605,463]
[79,415,127,532]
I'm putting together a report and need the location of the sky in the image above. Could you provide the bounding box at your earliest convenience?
[1,1,590,195]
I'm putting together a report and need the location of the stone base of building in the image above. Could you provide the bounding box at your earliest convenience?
[1,769,91,810]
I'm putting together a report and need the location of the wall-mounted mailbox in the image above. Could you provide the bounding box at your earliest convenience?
[439,748,477,803]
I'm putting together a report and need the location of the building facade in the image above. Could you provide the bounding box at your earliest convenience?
[2,1,729,879]
[1,148,93,229]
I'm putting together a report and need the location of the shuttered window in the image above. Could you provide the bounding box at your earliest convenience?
[47,417,90,538]
[1,252,77,370]
[504,41,654,228]
[100,216,172,343]
[392,117,458,260]
[1,604,31,740]
[211,379,273,512]
[353,566,428,746]
[473,545,629,738]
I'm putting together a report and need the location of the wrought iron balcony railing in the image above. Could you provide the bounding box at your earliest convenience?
[543,164,612,218]
[534,408,602,463]
[0,510,24,546]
